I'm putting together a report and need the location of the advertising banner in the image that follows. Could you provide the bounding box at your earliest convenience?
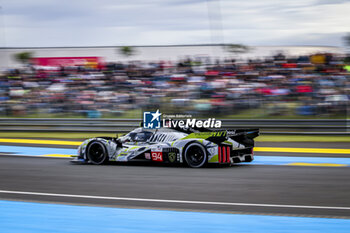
[32,57,102,68]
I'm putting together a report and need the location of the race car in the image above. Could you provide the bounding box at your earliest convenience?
[72,126,259,168]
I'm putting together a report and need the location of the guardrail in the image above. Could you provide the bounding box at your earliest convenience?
[0,118,348,135]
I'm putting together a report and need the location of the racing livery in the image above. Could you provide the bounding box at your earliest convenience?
[72,126,259,168]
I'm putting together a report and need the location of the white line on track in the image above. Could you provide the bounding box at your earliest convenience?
[0,190,349,210]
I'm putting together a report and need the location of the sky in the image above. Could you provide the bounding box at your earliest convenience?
[0,0,349,47]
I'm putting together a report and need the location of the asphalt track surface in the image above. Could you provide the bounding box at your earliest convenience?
[0,142,350,219]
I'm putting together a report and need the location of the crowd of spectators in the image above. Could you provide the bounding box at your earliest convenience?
[0,53,349,119]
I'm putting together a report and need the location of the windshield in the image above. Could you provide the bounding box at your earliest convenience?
[128,131,153,142]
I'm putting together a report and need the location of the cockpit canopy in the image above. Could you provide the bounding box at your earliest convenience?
[120,127,188,143]
[128,131,153,142]
[122,128,154,142]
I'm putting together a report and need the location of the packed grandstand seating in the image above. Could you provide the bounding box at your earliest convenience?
[0,53,349,118]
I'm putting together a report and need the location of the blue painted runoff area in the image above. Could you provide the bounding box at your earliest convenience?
[250,155,350,166]
[0,200,349,233]
[0,145,76,156]
[1,145,350,166]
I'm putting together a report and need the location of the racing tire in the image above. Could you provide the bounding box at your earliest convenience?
[86,141,109,165]
[184,142,207,168]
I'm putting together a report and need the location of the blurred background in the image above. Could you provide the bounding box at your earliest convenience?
[0,0,349,120]
[0,47,349,119]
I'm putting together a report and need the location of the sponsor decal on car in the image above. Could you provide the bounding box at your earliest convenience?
[168,152,176,163]
[151,152,163,162]
[144,152,151,160]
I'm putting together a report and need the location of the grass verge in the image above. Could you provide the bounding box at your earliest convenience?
[255,135,350,142]
[0,132,117,139]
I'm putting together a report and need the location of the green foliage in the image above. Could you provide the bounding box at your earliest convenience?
[14,52,33,64]
[224,44,250,54]
[119,46,135,57]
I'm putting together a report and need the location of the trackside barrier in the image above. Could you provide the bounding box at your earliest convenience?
[0,118,348,135]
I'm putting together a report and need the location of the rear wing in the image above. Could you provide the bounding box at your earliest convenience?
[228,128,259,147]
[181,128,259,145]
[227,128,260,139]
[182,131,228,144]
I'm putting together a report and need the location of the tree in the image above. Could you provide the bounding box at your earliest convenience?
[14,52,33,64]
[118,46,135,58]
[224,44,250,55]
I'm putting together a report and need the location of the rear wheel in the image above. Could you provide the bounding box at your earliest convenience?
[87,141,109,165]
[184,142,207,168]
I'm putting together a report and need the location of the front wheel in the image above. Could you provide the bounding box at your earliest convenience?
[87,141,109,165]
[184,142,207,168]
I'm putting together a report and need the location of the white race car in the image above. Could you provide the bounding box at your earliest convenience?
[72,126,259,168]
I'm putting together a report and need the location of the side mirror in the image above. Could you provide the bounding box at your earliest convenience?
[115,138,122,147]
